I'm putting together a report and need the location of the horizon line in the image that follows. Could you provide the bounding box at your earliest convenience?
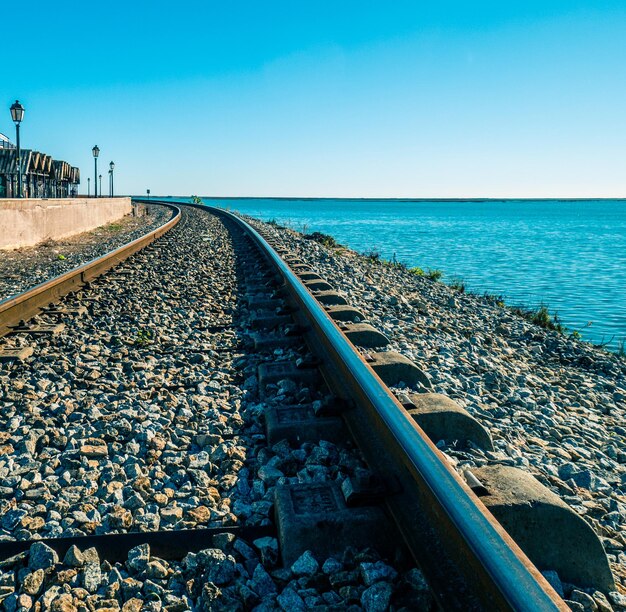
[139,195,626,202]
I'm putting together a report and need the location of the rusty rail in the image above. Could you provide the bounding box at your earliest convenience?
[5,196,565,610]
[149,199,566,612]
[0,203,181,337]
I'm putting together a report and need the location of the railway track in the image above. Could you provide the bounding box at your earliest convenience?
[0,201,617,611]
[0,203,181,342]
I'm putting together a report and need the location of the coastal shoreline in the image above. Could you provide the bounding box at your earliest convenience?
[246,215,626,601]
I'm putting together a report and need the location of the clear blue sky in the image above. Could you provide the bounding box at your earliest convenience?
[4,1,626,197]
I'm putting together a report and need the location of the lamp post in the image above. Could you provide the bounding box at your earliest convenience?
[92,145,100,197]
[109,161,115,196]
[99,174,102,197]
[146,189,150,200]
[88,177,90,197]
[10,100,25,198]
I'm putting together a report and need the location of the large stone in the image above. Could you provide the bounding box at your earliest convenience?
[277,587,306,611]
[404,393,494,450]
[264,404,346,445]
[304,279,334,292]
[21,569,44,596]
[126,544,150,572]
[340,323,390,348]
[290,550,319,577]
[28,542,59,571]
[324,305,366,322]
[258,361,320,388]
[274,483,393,566]
[196,549,236,585]
[361,581,393,612]
[311,291,349,306]
[63,545,85,568]
[369,351,433,389]
[474,465,615,593]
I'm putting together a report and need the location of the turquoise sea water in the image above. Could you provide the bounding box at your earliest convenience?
[171,198,626,350]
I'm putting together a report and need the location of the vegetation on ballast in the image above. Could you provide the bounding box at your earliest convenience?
[266,218,287,229]
[304,231,342,249]
[509,304,565,334]
[426,269,443,281]
[134,328,154,346]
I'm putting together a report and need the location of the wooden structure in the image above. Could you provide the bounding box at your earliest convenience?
[0,147,80,198]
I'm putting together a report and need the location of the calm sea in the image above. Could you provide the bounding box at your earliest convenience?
[172,198,626,350]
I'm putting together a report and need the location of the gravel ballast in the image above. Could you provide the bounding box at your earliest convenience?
[2,204,623,609]
[0,205,172,301]
[247,216,626,609]
[0,207,434,610]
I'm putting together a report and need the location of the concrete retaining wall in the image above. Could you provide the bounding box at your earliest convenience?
[0,197,132,250]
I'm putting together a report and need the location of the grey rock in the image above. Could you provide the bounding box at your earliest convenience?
[277,586,305,611]
[196,549,236,585]
[2,593,18,612]
[538,570,564,598]
[127,543,150,572]
[570,590,599,611]
[290,550,319,577]
[83,561,102,593]
[361,581,394,612]
[28,542,58,571]
[359,561,398,586]
[322,557,343,574]
[258,465,284,485]
[404,567,429,592]
[83,547,100,565]
[146,560,169,579]
[608,592,626,608]
[233,539,256,560]
[251,563,277,597]
[566,601,587,612]
[21,569,44,596]
[63,545,85,567]
[592,591,614,612]
[213,532,236,551]
[253,537,278,566]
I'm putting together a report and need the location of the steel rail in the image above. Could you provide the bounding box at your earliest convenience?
[148,200,568,611]
[0,524,274,565]
[0,203,181,338]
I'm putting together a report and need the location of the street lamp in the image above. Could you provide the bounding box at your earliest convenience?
[146,189,150,200]
[92,145,100,197]
[10,100,25,198]
[109,161,115,196]
[99,174,102,197]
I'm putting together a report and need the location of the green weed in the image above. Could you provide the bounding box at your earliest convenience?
[511,304,565,334]
[266,218,286,229]
[426,269,443,281]
[448,278,466,292]
[134,328,154,346]
[363,249,381,262]
[305,231,342,249]
[408,266,425,276]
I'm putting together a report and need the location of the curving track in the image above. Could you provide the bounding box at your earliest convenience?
[0,200,600,610]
